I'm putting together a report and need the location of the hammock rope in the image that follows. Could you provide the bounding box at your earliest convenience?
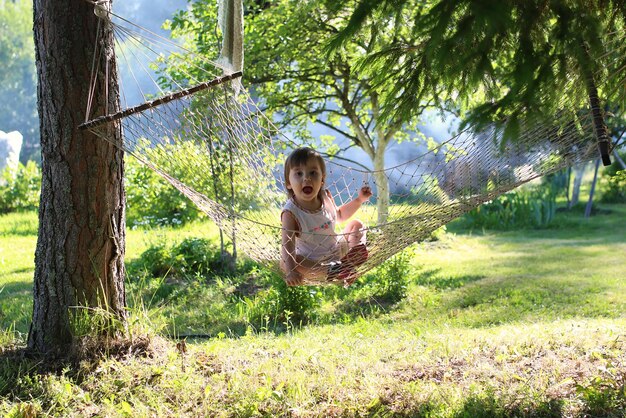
[81,6,625,285]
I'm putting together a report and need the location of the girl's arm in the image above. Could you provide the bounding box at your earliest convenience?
[281,211,303,286]
[337,186,372,223]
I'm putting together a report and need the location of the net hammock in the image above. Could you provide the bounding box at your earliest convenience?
[81,4,625,286]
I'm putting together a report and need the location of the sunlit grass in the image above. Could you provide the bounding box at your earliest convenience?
[3,317,624,416]
[401,205,626,329]
[0,211,38,237]
[1,205,625,416]
[0,212,37,335]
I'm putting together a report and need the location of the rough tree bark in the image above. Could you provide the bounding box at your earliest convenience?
[28,0,126,355]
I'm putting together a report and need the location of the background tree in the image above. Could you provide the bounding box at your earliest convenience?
[29,0,126,355]
[0,0,39,162]
[172,0,440,224]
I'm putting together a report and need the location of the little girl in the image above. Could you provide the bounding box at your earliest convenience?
[280,147,372,286]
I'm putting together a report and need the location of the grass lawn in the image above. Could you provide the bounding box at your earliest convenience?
[1,205,625,416]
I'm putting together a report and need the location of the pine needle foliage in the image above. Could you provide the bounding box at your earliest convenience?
[327,0,626,136]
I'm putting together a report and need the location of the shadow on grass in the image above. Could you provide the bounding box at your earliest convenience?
[134,264,487,339]
[128,255,421,339]
[439,270,618,327]
[0,228,38,237]
[0,211,39,237]
[367,387,626,418]
[413,268,485,290]
[420,208,626,327]
[5,267,34,275]
[451,394,565,418]
[1,280,32,294]
[0,224,38,237]
[328,294,402,321]
[0,283,32,334]
[0,347,35,399]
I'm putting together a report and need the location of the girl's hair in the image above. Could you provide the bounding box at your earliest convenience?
[284,147,326,199]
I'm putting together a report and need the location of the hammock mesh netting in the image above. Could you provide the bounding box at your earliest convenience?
[82,8,625,285]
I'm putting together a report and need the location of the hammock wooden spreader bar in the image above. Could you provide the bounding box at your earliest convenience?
[79,71,243,131]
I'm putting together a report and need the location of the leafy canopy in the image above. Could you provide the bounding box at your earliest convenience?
[169,0,430,156]
[327,0,626,133]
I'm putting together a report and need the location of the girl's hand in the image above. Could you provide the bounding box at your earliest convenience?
[285,270,304,286]
[358,185,373,203]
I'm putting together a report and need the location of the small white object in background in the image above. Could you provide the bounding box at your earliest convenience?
[0,130,23,184]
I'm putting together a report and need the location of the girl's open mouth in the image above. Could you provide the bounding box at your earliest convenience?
[302,186,313,194]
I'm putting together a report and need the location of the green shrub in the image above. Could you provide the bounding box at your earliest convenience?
[237,268,321,331]
[600,164,626,203]
[234,255,410,331]
[174,237,228,275]
[0,162,40,213]
[125,157,201,228]
[576,373,626,416]
[128,237,228,279]
[318,250,413,321]
[129,242,176,278]
[460,184,558,230]
[359,251,411,304]
[124,140,280,228]
[598,149,625,203]
[126,237,411,334]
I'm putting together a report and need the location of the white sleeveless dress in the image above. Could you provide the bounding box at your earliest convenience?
[282,191,348,262]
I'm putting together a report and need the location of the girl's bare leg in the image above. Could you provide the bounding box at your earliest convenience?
[342,219,366,248]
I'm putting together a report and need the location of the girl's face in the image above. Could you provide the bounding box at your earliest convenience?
[286,157,324,208]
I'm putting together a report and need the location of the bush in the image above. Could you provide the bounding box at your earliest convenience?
[124,140,280,228]
[599,170,626,203]
[242,251,414,328]
[598,151,626,203]
[359,251,411,304]
[237,268,321,331]
[460,184,558,230]
[126,235,414,334]
[125,157,202,228]
[129,242,176,278]
[128,237,229,279]
[128,235,323,332]
[321,250,413,322]
[0,162,40,213]
[599,151,626,203]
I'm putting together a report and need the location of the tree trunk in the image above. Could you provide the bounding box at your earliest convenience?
[565,166,571,207]
[584,159,601,218]
[569,162,587,208]
[28,0,126,356]
[373,147,389,224]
